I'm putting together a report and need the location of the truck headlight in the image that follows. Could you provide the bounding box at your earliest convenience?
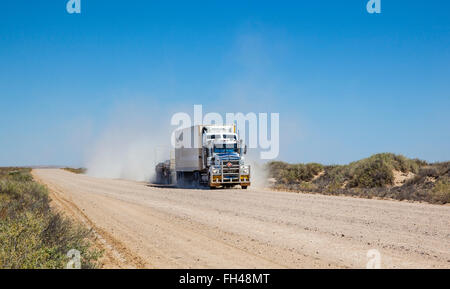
[240,166,249,175]
[212,167,220,175]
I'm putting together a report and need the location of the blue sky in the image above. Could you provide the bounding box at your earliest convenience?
[0,0,449,166]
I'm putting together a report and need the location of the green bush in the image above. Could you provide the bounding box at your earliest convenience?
[348,159,394,188]
[430,177,450,204]
[63,168,86,174]
[0,168,101,268]
[333,153,422,188]
[267,154,449,204]
[267,162,323,184]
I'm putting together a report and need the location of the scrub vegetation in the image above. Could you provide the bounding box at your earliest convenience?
[0,167,100,268]
[268,153,450,204]
[62,167,86,174]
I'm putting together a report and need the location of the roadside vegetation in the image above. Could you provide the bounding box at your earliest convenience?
[268,153,450,204]
[0,167,100,268]
[62,167,86,174]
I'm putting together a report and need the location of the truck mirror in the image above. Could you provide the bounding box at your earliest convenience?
[244,145,247,155]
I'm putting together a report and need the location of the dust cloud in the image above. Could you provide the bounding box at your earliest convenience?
[83,107,171,182]
[85,135,162,182]
[245,149,270,189]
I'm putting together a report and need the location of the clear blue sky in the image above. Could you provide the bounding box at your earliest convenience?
[0,0,449,166]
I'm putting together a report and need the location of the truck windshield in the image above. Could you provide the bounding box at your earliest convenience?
[214,144,237,153]
[223,134,237,140]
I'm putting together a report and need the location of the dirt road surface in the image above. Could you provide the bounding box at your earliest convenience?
[32,169,450,268]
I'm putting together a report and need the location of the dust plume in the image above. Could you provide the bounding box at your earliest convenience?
[83,105,172,182]
[246,149,270,189]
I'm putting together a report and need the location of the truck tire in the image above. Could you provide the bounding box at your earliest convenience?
[241,185,248,189]
[193,171,201,187]
[176,171,184,187]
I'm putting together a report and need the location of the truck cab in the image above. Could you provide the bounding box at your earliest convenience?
[203,132,250,189]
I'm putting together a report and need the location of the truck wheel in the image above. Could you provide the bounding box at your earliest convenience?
[241,185,248,189]
[193,172,201,187]
[176,172,184,187]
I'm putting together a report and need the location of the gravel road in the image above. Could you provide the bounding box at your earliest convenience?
[32,169,450,268]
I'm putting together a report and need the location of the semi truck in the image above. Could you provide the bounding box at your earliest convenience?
[155,124,251,189]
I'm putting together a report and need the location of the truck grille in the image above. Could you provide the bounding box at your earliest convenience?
[221,159,240,182]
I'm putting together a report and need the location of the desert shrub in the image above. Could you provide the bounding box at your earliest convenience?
[0,212,100,269]
[348,159,394,188]
[419,167,440,178]
[268,154,450,204]
[326,181,343,193]
[63,168,86,174]
[341,153,426,188]
[0,168,101,268]
[432,162,450,176]
[0,168,32,181]
[267,162,323,184]
[430,177,450,204]
[297,182,318,191]
[353,153,421,173]
[7,170,33,182]
[316,165,345,190]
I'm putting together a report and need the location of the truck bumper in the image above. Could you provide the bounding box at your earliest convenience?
[209,175,250,187]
